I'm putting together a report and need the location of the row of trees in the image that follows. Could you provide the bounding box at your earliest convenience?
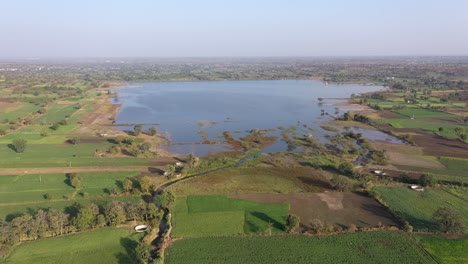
[0,201,164,246]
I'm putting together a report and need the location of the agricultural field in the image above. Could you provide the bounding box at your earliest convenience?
[231,192,398,229]
[0,102,40,123]
[169,167,329,195]
[171,195,289,237]
[4,228,143,264]
[416,235,468,264]
[374,186,468,231]
[165,231,434,264]
[0,143,152,168]
[33,103,80,125]
[0,171,140,205]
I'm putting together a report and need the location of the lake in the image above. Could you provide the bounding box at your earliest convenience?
[112,80,397,156]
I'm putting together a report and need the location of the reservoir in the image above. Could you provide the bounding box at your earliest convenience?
[113,80,394,156]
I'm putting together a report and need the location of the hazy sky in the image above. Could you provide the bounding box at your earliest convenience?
[1,0,467,58]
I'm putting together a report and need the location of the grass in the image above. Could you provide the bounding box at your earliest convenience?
[169,167,328,195]
[165,231,434,264]
[0,103,40,122]
[67,104,94,124]
[0,171,140,205]
[171,195,289,238]
[5,228,143,264]
[33,104,80,124]
[415,235,468,264]
[0,143,152,168]
[374,186,468,231]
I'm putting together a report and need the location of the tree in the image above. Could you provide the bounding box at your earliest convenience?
[47,209,69,236]
[12,138,27,153]
[330,175,352,192]
[338,161,355,177]
[454,126,465,136]
[164,165,176,179]
[285,214,300,233]
[69,137,80,145]
[74,205,95,230]
[123,178,133,193]
[139,142,152,152]
[139,176,153,193]
[134,125,142,136]
[187,154,199,169]
[66,173,82,189]
[419,174,436,187]
[432,206,465,233]
[148,127,157,136]
[154,191,175,208]
[135,240,152,264]
[460,133,467,141]
[50,123,60,130]
[104,202,127,226]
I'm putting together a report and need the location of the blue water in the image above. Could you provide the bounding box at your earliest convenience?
[113,80,391,156]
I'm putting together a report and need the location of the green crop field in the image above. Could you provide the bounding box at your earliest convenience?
[0,143,151,168]
[171,195,289,237]
[396,108,456,119]
[416,235,468,264]
[0,171,139,205]
[375,187,468,231]
[165,231,434,264]
[67,104,94,124]
[429,157,468,177]
[4,228,143,264]
[33,104,80,125]
[0,196,143,221]
[0,103,40,122]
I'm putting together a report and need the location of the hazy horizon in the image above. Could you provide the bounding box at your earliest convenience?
[2,0,467,58]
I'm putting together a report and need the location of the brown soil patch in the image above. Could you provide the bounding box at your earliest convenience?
[0,101,20,111]
[232,192,398,229]
[317,192,344,210]
[412,133,468,158]
[371,141,445,169]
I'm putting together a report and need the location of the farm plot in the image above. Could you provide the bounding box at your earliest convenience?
[33,104,80,125]
[231,192,398,229]
[169,167,330,195]
[171,195,289,238]
[416,235,468,264]
[5,228,143,264]
[165,231,434,264]
[0,171,139,205]
[0,103,40,123]
[0,143,152,168]
[374,187,468,231]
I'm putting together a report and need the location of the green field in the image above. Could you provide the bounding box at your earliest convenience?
[165,231,434,264]
[416,235,468,264]
[5,228,143,264]
[0,103,40,122]
[0,143,152,168]
[0,171,139,205]
[171,195,289,237]
[33,104,80,125]
[375,187,468,231]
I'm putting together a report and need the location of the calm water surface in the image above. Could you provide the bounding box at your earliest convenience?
[113,80,396,156]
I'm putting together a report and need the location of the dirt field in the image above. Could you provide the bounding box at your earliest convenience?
[371,141,445,169]
[412,133,468,158]
[231,192,398,229]
[0,157,178,176]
